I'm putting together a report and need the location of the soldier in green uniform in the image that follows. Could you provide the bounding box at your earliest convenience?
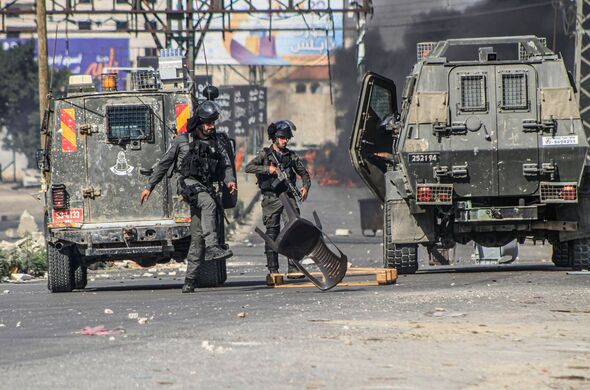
[140,101,236,293]
[245,120,311,275]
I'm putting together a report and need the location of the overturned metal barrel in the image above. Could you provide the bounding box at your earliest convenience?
[255,193,348,291]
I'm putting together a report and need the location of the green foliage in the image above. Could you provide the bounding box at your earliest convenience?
[0,41,69,167]
[0,235,47,280]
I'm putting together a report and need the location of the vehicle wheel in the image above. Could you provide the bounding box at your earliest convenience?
[551,241,572,267]
[383,201,418,274]
[571,237,590,271]
[195,260,220,288]
[74,265,88,289]
[47,244,75,293]
[217,259,227,285]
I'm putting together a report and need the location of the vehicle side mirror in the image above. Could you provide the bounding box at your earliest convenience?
[203,86,219,101]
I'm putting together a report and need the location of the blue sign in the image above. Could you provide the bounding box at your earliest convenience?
[1,38,130,86]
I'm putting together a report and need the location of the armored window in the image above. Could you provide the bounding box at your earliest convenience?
[106,105,152,142]
[370,85,394,120]
[460,75,486,111]
[501,73,528,109]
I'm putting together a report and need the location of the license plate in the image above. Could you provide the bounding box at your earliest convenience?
[52,208,83,223]
[408,153,440,163]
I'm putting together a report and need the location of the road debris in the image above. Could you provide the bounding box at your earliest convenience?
[335,229,351,236]
[80,325,125,336]
[237,312,247,318]
[138,317,149,325]
[104,309,114,314]
[128,313,139,319]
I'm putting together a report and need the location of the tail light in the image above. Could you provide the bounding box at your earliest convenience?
[416,184,453,205]
[540,182,578,203]
[417,186,433,202]
[51,184,68,210]
[561,185,576,201]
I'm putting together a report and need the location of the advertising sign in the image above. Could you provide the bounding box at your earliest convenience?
[1,38,130,87]
[194,0,343,66]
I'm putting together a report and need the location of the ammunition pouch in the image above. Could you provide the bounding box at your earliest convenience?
[179,179,212,205]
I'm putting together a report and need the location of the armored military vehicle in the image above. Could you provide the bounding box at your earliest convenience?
[350,36,590,273]
[38,50,235,292]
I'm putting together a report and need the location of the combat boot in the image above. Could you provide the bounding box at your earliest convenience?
[204,245,233,261]
[182,278,196,293]
[287,259,305,279]
[266,252,279,274]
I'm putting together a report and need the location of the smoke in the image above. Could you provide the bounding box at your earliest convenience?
[329,0,575,183]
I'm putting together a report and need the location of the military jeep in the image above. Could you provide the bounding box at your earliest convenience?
[350,36,590,273]
[39,51,235,292]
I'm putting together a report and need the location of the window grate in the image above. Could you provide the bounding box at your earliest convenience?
[131,70,160,91]
[106,105,152,141]
[460,75,486,111]
[502,73,528,109]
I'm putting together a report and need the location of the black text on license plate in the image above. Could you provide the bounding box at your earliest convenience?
[409,153,439,163]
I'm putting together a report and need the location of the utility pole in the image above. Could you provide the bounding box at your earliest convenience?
[36,0,49,124]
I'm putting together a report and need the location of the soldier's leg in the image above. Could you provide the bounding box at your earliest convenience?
[183,205,205,293]
[262,194,283,273]
[198,191,233,261]
[197,191,218,248]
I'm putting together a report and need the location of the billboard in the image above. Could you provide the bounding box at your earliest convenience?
[195,0,343,66]
[0,38,130,86]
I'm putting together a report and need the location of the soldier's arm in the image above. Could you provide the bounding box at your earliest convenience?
[244,151,270,175]
[220,144,236,184]
[145,137,181,191]
[293,155,311,190]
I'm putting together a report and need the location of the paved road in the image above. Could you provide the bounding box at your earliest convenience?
[1,184,589,389]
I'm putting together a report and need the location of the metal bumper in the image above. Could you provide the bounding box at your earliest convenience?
[49,221,191,257]
[455,204,538,223]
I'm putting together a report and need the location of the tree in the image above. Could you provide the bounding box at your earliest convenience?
[0,40,69,167]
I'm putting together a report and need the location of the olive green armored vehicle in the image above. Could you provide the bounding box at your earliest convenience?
[38,50,235,292]
[350,36,590,273]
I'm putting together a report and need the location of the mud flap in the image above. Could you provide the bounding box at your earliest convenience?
[255,193,348,291]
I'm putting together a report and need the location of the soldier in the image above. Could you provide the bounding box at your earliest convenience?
[140,101,237,293]
[245,120,311,275]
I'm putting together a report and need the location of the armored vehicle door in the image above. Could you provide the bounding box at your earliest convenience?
[494,65,539,196]
[350,72,397,201]
[83,96,169,223]
[449,65,539,197]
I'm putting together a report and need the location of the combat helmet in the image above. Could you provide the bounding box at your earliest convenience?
[267,120,296,140]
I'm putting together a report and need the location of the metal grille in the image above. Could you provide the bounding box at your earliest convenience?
[417,42,436,62]
[131,70,160,90]
[416,184,453,205]
[460,75,486,111]
[106,105,152,141]
[518,37,546,60]
[502,73,527,109]
[540,182,578,203]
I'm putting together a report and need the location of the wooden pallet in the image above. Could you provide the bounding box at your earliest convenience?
[266,267,397,288]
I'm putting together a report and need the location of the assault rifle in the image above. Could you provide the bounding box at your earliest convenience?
[268,152,304,203]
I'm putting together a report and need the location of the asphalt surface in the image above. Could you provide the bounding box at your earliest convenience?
[1,183,590,389]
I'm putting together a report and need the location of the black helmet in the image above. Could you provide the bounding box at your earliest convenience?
[196,100,220,123]
[267,120,296,140]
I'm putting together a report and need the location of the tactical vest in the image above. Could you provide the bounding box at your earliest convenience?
[257,147,297,193]
[180,138,222,185]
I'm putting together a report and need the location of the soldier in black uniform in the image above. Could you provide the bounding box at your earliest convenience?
[140,101,237,293]
[245,120,311,275]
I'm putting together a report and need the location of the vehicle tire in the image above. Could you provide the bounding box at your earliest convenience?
[47,244,75,293]
[217,259,227,285]
[195,260,220,288]
[74,265,88,289]
[551,241,572,267]
[571,237,590,271]
[383,201,419,274]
